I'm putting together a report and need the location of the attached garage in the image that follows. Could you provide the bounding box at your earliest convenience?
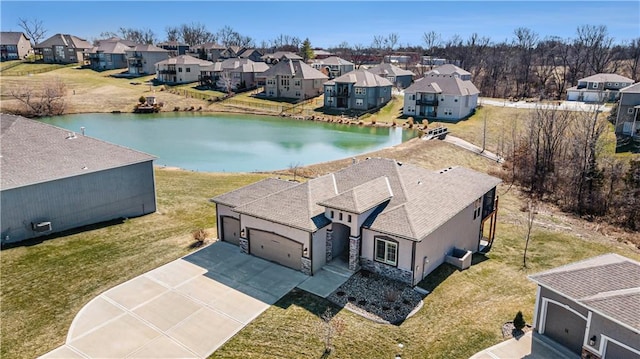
[248,229,302,270]
[543,302,587,355]
[604,340,640,359]
[221,216,240,245]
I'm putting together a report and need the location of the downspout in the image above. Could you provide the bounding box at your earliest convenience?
[411,241,416,286]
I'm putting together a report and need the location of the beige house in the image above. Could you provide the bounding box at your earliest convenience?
[199,58,269,91]
[0,32,32,61]
[259,59,328,100]
[155,55,213,84]
[212,158,500,285]
[125,44,170,75]
[567,73,634,103]
[403,74,480,121]
[34,33,92,64]
[426,64,472,80]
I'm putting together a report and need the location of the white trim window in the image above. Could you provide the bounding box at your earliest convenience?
[473,198,482,219]
[375,237,398,266]
[356,98,364,106]
[355,87,366,95]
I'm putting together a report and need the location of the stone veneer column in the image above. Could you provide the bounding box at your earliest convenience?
[301,257,312,276]
[325,229,333,263]
[239,237,249,254]
[348,235,361,271]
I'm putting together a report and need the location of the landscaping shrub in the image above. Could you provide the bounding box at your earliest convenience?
[513,311,525,330]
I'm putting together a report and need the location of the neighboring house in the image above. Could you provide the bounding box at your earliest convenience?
[426,64,472,81]
[422,57,461,67]
[157,41,189,56]
[96,37,138,47]
[155,54,213,84]
[237,48,264,62]
[0,32,32,61]
[323,69,393,110]
[200,58,269,90]
[529,253,640,359]
[87,41,131,71]
[313,49,333,59]
[311,56,355,79]
[567,73,635,103]
[261,51,303,64]
[34,33,92,64]
[125,44,170,75]
[212,158,500,285]
[403,74,480,121]
[615,83,640,137]
[259,59,328,100]
[0,114,157,244]
[367,63,415,89]
[193,42,226,61]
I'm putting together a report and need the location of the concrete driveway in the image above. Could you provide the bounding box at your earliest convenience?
[40,241,308,359]
[469,331,579,359]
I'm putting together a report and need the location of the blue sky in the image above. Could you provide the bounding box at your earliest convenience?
[1,1,638,48]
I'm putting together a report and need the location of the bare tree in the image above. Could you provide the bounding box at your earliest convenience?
[513,27,539,98]
[318,308,345,355]
[165,26,180,42]
[10,77,67,117]
[578,25,615,74]
[18,18,47,45]
[118,27,157,44]
[422,30,442,53]
[179,22,216,46]
[522,199,536,268]
[625,38,640,81]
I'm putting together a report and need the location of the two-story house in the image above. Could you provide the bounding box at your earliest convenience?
[261,51,303,65]
[200,58,269,91]
[87,40,132,71]
[155,54,213,84]
[125,44,170,76]
[426,64,472,80]
[403,74,480,121]
[259,59,327,100]
[367,63,415,89]
[567,73,634,103]
[237,48,264,62]
[34,33,92,64]
[615,82,640,137]
[323,69,392,110]
[0,32,32,61]
[193,42,226,61]
[311,56,355,79]
[157,41,189,56]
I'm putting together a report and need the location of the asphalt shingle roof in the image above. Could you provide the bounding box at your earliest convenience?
[1,114,155,191]
[579,73,634,84]
[426,64,471,77]
[126,44,169,53]
[211,178,297,207]
[260,59,328,80]
[324,69,393,87]
[155,54,213,66]
[203,58,269,73]
[0,32,29,45]
[620,82,640,94]
[367,63,415,77]
[261,51,303,61]
[90,41,131,54]
[313,56,354,66]
[35,33,92,49]
[405,74,480,96]
[318,176,392,214]
[529,253,640,331]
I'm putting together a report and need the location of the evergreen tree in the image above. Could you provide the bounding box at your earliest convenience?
[513,311,526,330]
[300,38,315,62]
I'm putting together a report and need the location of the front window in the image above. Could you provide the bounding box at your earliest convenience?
[591,82,598,89]
[356,98,364,106]
[473,198,482,220]
[375,237,397,266]
[355,87,366,95]
[186,67,191,73]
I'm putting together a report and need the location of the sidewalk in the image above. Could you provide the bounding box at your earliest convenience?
[439,135,503,163]
[469,331,579,359]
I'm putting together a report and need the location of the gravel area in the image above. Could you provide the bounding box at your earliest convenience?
[327,270,424,325]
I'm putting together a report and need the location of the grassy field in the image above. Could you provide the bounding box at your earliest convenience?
[0,62,75,76]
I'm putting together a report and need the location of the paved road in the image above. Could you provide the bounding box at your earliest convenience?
[480,98,610,113]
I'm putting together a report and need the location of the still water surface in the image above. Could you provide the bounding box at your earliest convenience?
[42,112,416,172]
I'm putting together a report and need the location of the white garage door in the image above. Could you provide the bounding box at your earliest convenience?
[249,229,302,271]
[221,217,240,245]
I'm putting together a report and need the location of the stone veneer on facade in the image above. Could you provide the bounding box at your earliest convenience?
[239,237,249,254]
[361,258,413,284]
[325,229,333,263]
[348,235,361,271]
[301,257,312,275]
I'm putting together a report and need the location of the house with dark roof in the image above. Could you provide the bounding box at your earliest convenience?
[323,69,393,110]
[403,74,480,121]
[87,41,132,71]
[212,158,500,285]
[192,42,227,61]
[199,58,269,90]
[0,32,32,61]
[529,254,640,359]
[258,59,328,100]
[157,41,189,56]
[0,114,157,244]
[125,44,170,75]
[261,51,303,64]
[567,73,635,103]
[34,33,92,64]
[614,83,640,137]
[237,48,263,62]
[155,55,213,84]
[312,56,355,79]
[367,63,415,89]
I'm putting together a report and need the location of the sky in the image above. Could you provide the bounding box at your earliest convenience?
[1,1,638,48]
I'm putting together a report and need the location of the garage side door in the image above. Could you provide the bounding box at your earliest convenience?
[249,229,302,271]
[544,302,586,355]
[222,216,240,245]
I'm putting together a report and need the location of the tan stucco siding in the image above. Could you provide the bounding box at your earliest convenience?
[215,204,238,239]
[361,229,413,271]
[323,206,378,237]
[312,226,328,272]
[240,214,311,255]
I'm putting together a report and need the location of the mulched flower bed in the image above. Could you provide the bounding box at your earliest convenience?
[327,270,424,325]
[502,321,533,339]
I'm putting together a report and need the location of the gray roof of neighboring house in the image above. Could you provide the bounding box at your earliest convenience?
[35,33,92,50]
[212,178,297,207]
[529,253,640,332]
[261,51,303,61]
[194,42,226,50]
[158,41,188,47]
[313,56,354,66]
[96,37,138,47]
[155,54,213,66]
[206,58,269,73]
[324,69,393,87]
[214,158,501,237]
[126,44,169,53]
[238,48,262,58]
[579,73,634,84]
[426,64,471,77]
[0,114,155,191]
[0,32,29,45]
[619,82,640,94]
[405,74,480,96]
[260,59,328,80]
[367,63,415,77]
[90,41,131,54]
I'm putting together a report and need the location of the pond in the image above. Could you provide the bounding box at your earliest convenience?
[41,112,417,172]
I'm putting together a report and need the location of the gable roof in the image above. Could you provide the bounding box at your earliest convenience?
[35,33,92,50]
[1,114,155,191]
[212,178,297,207]
[405,74,480,96]
[426,64,471,77]
[0,32,29,45]
[126,44,169,53]
[207,58,269,73]
[313,56,354,66]
[529,253,640,332]
[96,37,138,47]
[619,82,640,94]
[324,69,393,87]
[193,42,226,51]
[157,41,188,47]
[579,73,634,84]
[155,54,213,66]
[318,176,392,214]
[261,51,303,61]
[367,63,415,77]
[238,48,263,58]
[90,41,131,55]
[260,59,328,80]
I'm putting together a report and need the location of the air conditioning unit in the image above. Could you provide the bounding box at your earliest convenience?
[32,221,52,233]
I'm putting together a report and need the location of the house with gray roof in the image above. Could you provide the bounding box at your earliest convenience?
[403,74,480,121]
[34,33,92,64]
[367,63,415,89]
[323,69,393,110]
[88,40,132,71]
[200,58,269,91]
[0,32,32,61]
[426,64,472,81]
[312,56,355,79]
[614,83,640,137]
[529,253,640,359]
[0,114,157,244]
[258,59,328,100]
[125,44,170,75]
[567,73,635,103]
[157,41,189,56]
[261,51,303,64]
[212,158,500,285]
[155,54,213,84]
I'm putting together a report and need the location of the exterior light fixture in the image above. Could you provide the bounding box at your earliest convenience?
[589,335,597,346]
